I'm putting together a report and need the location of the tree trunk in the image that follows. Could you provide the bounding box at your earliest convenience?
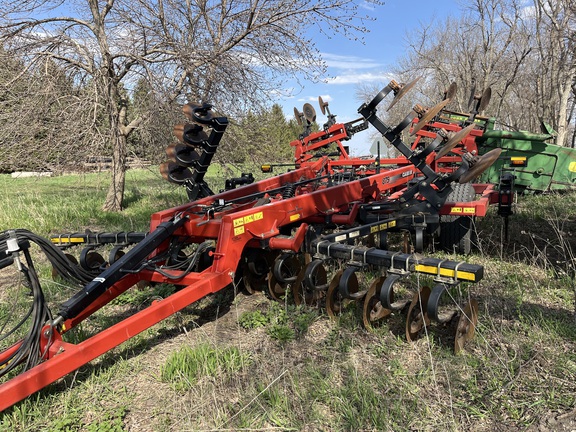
[103,129,127,211]
[555,81,572,147]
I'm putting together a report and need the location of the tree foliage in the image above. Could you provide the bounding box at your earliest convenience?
[220,103,301,167]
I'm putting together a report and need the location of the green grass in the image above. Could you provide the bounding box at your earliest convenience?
[160,342,250,391]
[0,167,187,235]
[0,163,259,235]
[0,172,575,431]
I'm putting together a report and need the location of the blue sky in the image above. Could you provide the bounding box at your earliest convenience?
[276,0,463,155]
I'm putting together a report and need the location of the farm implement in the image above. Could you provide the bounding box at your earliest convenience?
[0,79,507,411]
[409,88,576,193]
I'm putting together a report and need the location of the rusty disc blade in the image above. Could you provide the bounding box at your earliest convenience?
[294,107,303,125]
[243,272,268,295]
[454,298,479,354]
[325,270,344,319]
[478,87,492,113]
[52,253,78,280]
[410,99,451,136]
[172,143,201,166]
[435,124,476,159]
[160,161,192,184]
[445,82,458,101]
[467,85,477,111]
[174,123,208,146]
[165,143,177,160]
[387,77,421,112]
[318,96,328,115]
[182,102,203,121]
[362,276,392,331]
[366,83,395,111]
[159,161,172,181]
[405,286,431,342]
[291,265,307,305]
[267,271,287,301]
[292,261,324,306]
[458,148,502,183]
[173,124,185,142]
[303,103,316,123]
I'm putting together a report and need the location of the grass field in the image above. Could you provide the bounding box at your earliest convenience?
[0,168,575,431]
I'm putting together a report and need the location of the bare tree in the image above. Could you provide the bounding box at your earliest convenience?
[399,0,532,122]
[0,48,100,173]
[0,0,382,211]
[395,0,576,145]
[531,0,575,146]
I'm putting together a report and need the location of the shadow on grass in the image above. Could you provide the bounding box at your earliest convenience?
[1,285,237,415]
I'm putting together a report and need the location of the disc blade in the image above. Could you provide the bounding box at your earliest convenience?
[445,82,458,100]
[174,123,208,146]
[458,148,502,183]
[478,87,492,113]
[410,99,451,136]
[318,96,328,115]
[366,82,394,111]
[435,124,476,159]
[303,103,317,123]
[168,143,200,166]
[294,107,303,125]
[387,77,421,111]
[405,286,431,342]
[467,85,477,111]
[454,298,479,354]
[160,161,193,184]
[173,124,185,142]
[165,143,177,160]
[182,102,203,121]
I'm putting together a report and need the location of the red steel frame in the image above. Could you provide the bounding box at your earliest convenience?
[0,158,418,411]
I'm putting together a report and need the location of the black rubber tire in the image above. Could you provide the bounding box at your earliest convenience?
[439,183,476,255]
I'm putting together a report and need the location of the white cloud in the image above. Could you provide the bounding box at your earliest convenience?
[321,53,383,70]
[324,71,394,85]
[296,94,333,102]
[360,1,376,12]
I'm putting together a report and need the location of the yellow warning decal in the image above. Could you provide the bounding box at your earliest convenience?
[234,226,245,236]
[50,237,85,244]
[233,211,263,228]
[290,214,301,222]
[414,264,476,282]
[463,208,475,214]
[370,220,396,233]
[451,207,463,214]
[570,161,576,173]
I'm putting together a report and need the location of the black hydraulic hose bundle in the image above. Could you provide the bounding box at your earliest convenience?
[0,219,190,376]
[0,230,58,378]
[0,229,95,285]
[0,228,100,377]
